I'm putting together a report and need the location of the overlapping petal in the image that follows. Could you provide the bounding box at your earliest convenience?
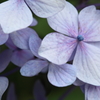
[10,28,38,49]
[79,6,100,41]
[20,59,48,77]
[25,0,66,18]
[48,63,76,87]
[73,42,100,85]
[0,0,33,33]
[0,77,9,100]
[47,1,78,37]
[39,32,77,65]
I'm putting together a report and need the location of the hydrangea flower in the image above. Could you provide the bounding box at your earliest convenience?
[39,1,100,86]
[20,35,76,87]
[0,0,66,33]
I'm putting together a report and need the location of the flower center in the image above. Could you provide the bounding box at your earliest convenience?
[77,35,84,41]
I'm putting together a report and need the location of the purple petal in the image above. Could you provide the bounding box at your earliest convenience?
[48,63,76,87]
[0,49,12,72]
[39,32,77,65]
[30,18,38,26]
[10,28,38,49]
[73,42,100,85]
[29,35,43,58]
[11,49,33,67]
[47,1,78,37]
[85,84,100,100]
[20,59,49,77]
[7,83,17,100]
[33,80,47,100]
[0,77,9,100]
[0,27,8,45]
[0,0,33,33]
[79,6,100,41]
[25,0,66,18]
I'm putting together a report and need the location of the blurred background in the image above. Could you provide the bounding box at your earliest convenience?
[0,0,100,100]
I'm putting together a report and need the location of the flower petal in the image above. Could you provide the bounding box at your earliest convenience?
[79,6,100,41]
[48,63,76,87]
[73,78,84,86]
[25,0,66,18]
[85,84,100,100]
[39,32,77,65]
[30,18,38,26]
[10,28,38,49]
[20,59,49,77]
[73,42,100,85]
[47,1,78,37]
[0,77,9,100]
[0,0,33,33]
[11,49,33,67]
[0,49,12,72]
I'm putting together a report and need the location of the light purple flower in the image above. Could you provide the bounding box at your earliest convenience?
[0,0,66,33]
[20,35,76,87]
[39,1,100,86]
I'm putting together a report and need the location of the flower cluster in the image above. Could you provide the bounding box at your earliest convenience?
[0,0,100,100]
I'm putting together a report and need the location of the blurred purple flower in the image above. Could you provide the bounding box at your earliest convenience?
[0,0,66,33]
[20,34,76,87]
[39,1,100,86]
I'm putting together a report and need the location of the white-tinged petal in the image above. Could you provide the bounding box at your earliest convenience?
[25,0,66,18]
[0,77,9,100]
[39,32,77,65]
[10,28,38,49]
[73,78,84,86]
[79,6,100,41]
[0,0,33,33]
[48,63,76,87]
[85,84,100,100]
[73,42,100,86]
[47,1,78,37]
[20,59,49,77]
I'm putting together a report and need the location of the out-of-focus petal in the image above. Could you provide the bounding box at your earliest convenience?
[79,6,100,41]
[73,78,84,86]
[30,18,38,26]
[7,83,17,100]
[5,37,17,50]
[47,1,78,37]
[48,63,76,87]
[85,84,100,100]
[0,77,9,100]
[20,59,49,77]
[29,35,43,58]
[33,80,47,100]
[0,27,8,45]
[11,49,33,67]
[0,49,12,72]
[73,42,100,86]
[0,0,33,33]
[10,28,38,49]
[39,32,77,65]
[25,0,66,18]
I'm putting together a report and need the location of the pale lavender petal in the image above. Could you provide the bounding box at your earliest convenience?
[85,84,100,100]
[0,49,12,72]
[39,32,77,65]
[25,0,66,18]
[29,35,43,58]
[7,83,17,100]
[11,49,33,67]
[30,18,38,26]
[0,0,33,33]
[47,1,78,37]
[20,59,49,77]
[0,27,8,45]
[5,37,17,50]
[48,63,76,87]
[33,80,47,100]
[10,28,38,49]
[73,42,100,85]
[79,6,100,41]
[73,78,84,86]
[0,77,9,100]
